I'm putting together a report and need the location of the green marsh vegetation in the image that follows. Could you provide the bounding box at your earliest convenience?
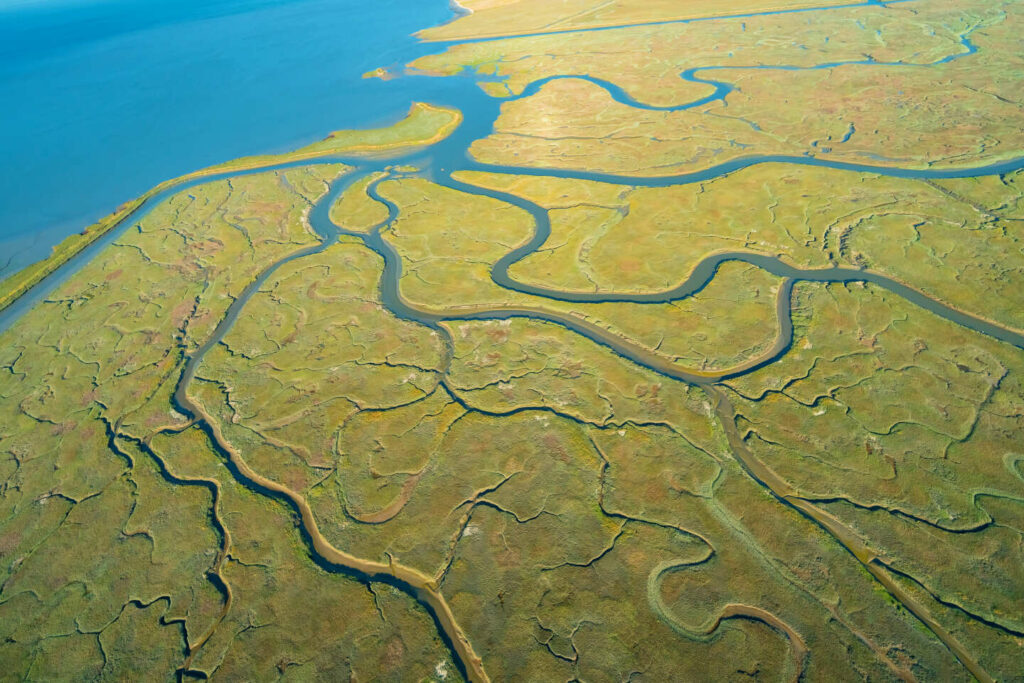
[0,103,461,315]
[1,0,1023,679]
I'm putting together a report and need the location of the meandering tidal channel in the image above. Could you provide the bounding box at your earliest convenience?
[3,1,1022,680]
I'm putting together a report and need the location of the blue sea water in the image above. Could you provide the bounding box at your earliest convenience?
[0,0,456,279]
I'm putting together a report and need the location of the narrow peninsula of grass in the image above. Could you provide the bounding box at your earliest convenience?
[0,102,462,313]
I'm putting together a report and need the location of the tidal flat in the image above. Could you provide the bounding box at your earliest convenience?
[0,0,1022,680]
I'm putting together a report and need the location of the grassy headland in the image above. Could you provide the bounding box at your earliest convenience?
[0,102,461,314]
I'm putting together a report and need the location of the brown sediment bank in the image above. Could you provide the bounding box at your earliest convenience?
[178,394,490,682]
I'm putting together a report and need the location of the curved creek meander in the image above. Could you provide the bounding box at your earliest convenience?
[5,1,1024,679]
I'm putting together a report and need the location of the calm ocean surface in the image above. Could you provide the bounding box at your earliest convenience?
[0,0,456,280]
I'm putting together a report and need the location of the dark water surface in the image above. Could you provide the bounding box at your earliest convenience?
[0,0,456,278]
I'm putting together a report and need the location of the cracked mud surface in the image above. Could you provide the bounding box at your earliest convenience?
[1,0,1023,680]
